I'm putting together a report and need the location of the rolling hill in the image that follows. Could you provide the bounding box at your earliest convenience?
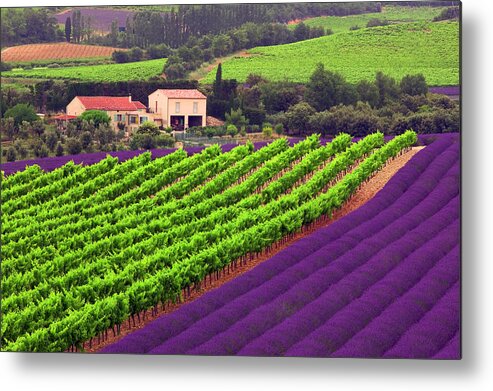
[202,21,459,86]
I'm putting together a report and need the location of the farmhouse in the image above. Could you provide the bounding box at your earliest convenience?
[148,89,207,130]
[66,95,148,133]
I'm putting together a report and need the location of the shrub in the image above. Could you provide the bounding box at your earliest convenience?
[4,104,38,127]
[129,133,156,150]
[128,47,144,62]
[14,141,28,159]
[6,147,17,162]
[400,74,428,96]
[66,137,82,155]
[226,124,238,136]
[0,61,13,71]
[262,126,273,138]
[45,131,58,151]
[80,131,93,150]
[285,102,316,134]
[155,134,175,148]
[112,50,130,63]
[55,142,64,156]
[137,120,160,136]
[147,44,172,59]
[274,123,284,135]
[349,25,360,31]
[366,18,389,28]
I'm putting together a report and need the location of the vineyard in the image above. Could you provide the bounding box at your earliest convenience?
[103,133,460,358]
[201,21,459,85]
[1,43,121,63]
[1,131,419,352]
[2,58,167,82]
[290,5,446,34]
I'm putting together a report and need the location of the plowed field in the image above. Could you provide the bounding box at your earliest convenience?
[2,43,120,62]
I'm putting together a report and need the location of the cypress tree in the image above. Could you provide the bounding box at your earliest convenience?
[65,17,71,42]
[213,63,223,98]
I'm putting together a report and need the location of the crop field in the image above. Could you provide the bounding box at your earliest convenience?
[102,133,460,358]
[1,131,421,352]
[2,58,167,82]
[54,8,135,32]
[291,5,446,34]
[1,43,120,63]
[202,21,459,86]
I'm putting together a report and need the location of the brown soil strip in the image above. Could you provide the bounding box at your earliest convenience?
[82,146,423,353]
[190,50,251,81]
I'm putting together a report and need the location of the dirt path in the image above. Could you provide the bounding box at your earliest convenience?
[82,146,424,353]
[189,50,251,81]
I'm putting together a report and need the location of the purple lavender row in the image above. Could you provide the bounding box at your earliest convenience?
[288,239,460,358]
[148,158,457,354]
[147,153,459,355]
[432,330,461,359]
[187,197,459,356]
[239,199,456,357]
[1,134,455,176]
[0,142,275,176]
[382,280,460,359]
[102,135,459,354]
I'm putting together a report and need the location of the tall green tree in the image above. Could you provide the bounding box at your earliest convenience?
[79,110,111,128]
[72,10,81,43]
[400,74,428,96]
[213,63,223,97]
[110,19,119,46]
[376,71,400,107]
[305,63,349,111]
[64,17,72,42]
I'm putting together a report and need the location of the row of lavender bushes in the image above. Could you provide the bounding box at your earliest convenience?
[102,133,460,358]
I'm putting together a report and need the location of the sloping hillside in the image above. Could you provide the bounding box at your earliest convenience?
[202,21,459,86]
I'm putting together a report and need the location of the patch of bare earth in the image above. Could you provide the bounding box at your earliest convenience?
[190,50,251,81]
[81,146,423,353]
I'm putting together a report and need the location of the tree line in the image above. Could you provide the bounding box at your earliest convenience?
[94,2,381,49]
[206,63,460,137]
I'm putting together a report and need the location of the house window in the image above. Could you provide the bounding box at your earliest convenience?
[193,102,198,114]
[140,116,148,123]
[116,114,123,121]
[130,116,137,124]
[155,101,158,113]
[175,102,180,113]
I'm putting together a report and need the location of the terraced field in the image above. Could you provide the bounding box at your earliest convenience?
[1,131,420,352]
[201,21,459,85]
[102,133,460,358]
[2,58,167,82]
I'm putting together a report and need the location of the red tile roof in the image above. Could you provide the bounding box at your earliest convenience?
[76,96,146,111]
[155,89,206,99]
[53,114,78,120]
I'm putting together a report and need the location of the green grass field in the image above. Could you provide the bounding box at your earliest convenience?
[202,21,459,86]
[5,56,114,69]
[293,5,447,34]
[3,59,167,82]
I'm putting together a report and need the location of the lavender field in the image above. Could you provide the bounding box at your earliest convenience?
[0,134,444,176]
[102,134,460,358]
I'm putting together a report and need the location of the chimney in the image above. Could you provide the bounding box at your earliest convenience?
[128,93,132,102]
